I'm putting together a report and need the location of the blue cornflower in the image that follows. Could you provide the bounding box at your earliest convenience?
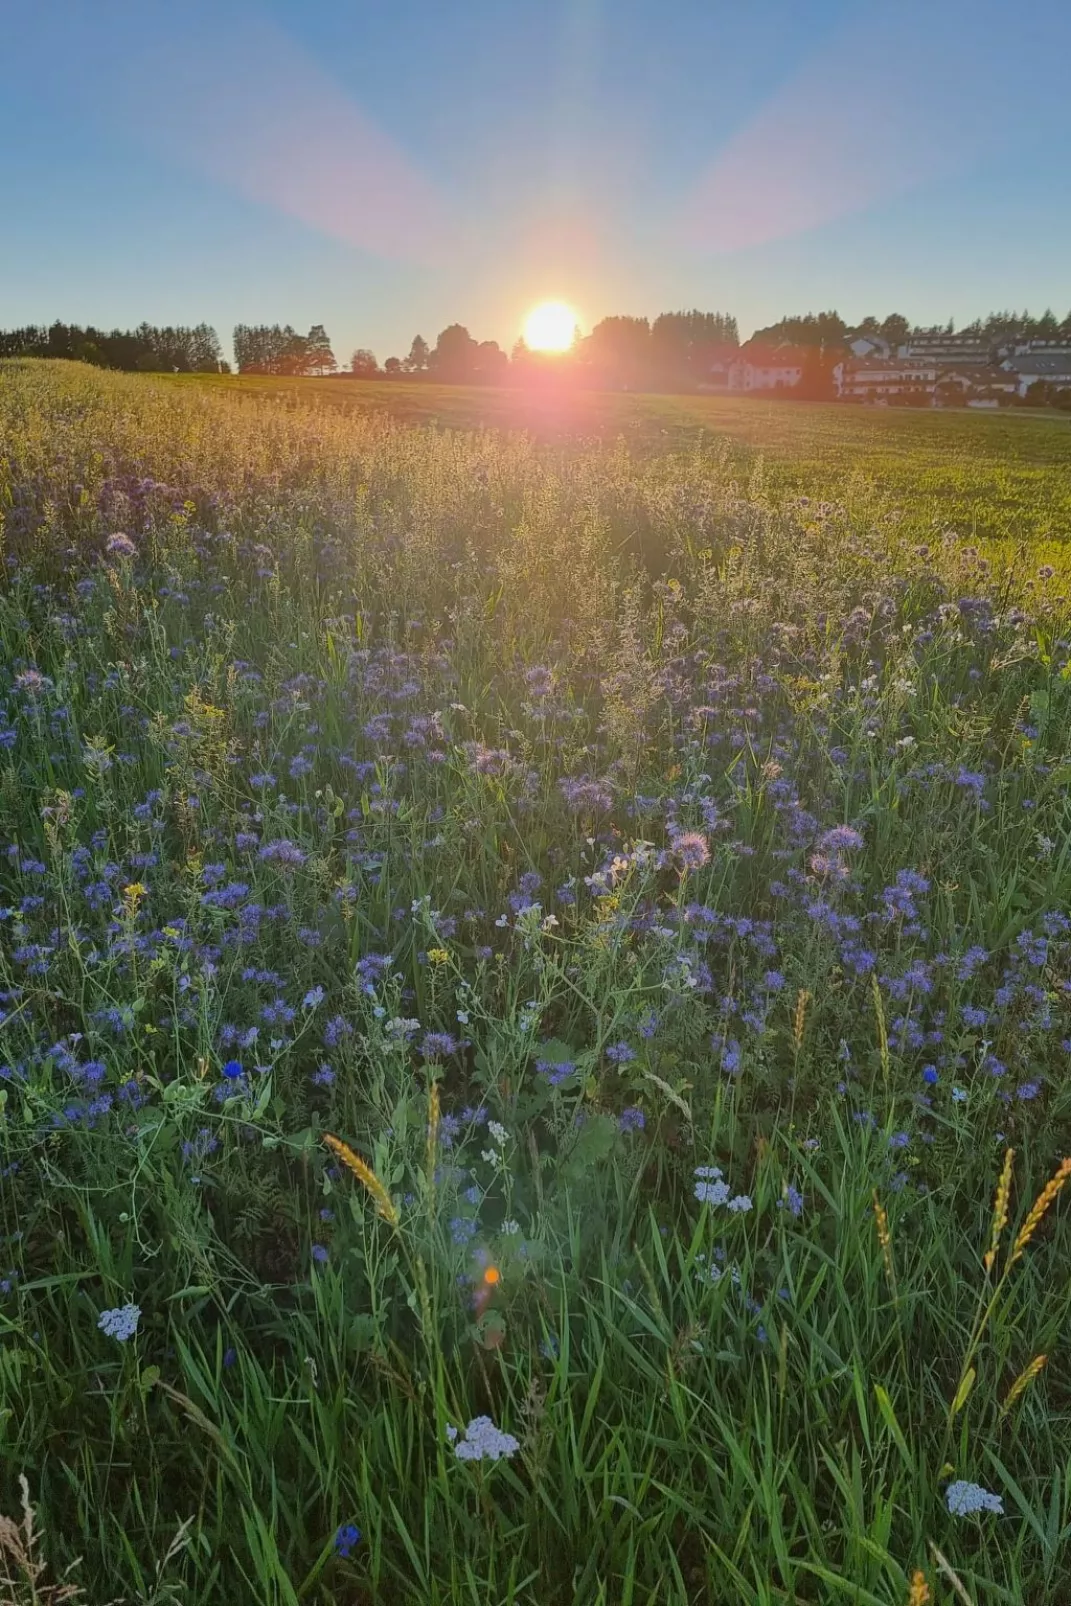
[311,1244,329,1264]
[334,1523,362,1557]
[946,1480,1003,1517]
[921,1065,939,1085]
[221,1059,244,1080]
[303,986,325,1009]
[98,1303,141,1341]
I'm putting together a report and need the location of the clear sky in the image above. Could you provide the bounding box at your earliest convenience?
[3,0,1070,365]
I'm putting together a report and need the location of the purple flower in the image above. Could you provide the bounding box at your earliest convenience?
[258,839,307,868]
[311,1244,329,1264]
[618,1107,645,1133]
[106,533,137,558]
[819,825,863,853]
[672,832,710,872]
[536,1058,575,1086]
[605,1041,636,1065]
[221,1059,244,1080]
[719,1038,742,1076]
[422,1031,458,1060]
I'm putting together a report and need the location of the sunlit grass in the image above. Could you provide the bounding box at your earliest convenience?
[0,358,1069,1604]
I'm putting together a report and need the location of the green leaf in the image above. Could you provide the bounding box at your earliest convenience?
[873,1384,914,1470]
[951,1366,976,1417]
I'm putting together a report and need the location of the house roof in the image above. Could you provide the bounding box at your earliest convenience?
[1004,354,1071,376]
[844,358,936,374]
[938,366,1017,384]
[735,344,808,367]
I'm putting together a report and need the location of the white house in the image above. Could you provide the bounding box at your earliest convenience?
[897,333,992,365]
[835,358,938,403]
[728,345,806,392]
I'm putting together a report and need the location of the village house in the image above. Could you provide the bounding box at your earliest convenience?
[935,367,1020,406]
[727,344,807,392]
[999,351,1071,398]
[847,334,891,359]
[834,357,939,404]
[896,332,992,365]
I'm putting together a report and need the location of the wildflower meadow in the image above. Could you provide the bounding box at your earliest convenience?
[0,357,1070,1605]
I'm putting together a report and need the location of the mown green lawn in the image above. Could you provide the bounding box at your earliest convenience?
[178,373,1071,547]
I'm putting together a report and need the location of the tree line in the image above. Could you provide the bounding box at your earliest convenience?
[3,305,1070,387]
[344,310,742,389]
[0,321,224,371]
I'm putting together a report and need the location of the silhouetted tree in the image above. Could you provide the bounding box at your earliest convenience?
[306,325,337,376]
[428,325,479,382]
[474,340,508,383]
[650,309,738,386]
[350,348,379,378]
[880,313,910,347]
[750,311,847,349]
[403,334,430,373]
[383,356,403,377]
[581,316,651,389]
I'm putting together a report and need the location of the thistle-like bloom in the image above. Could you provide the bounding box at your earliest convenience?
[672,832,710,872]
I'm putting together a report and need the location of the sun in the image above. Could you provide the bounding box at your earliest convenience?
[524,301,579,352]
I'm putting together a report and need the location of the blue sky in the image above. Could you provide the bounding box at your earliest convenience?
[3,0,1070,365]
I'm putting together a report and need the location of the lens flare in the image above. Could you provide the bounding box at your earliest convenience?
[524,302,579,352]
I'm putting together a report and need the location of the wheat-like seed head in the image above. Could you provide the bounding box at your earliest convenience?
[907,1570,931,1606]
[323,1133,399,1226]
[426,1080,441,1183]
[1002,1353,1047,1416]
[793,988,811,1052]
[1010,1157,1071,1264]
[872,1189,895,1287]
[983,1146,1015,1273]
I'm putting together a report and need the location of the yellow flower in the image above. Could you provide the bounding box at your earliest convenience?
[427,948,450,966]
